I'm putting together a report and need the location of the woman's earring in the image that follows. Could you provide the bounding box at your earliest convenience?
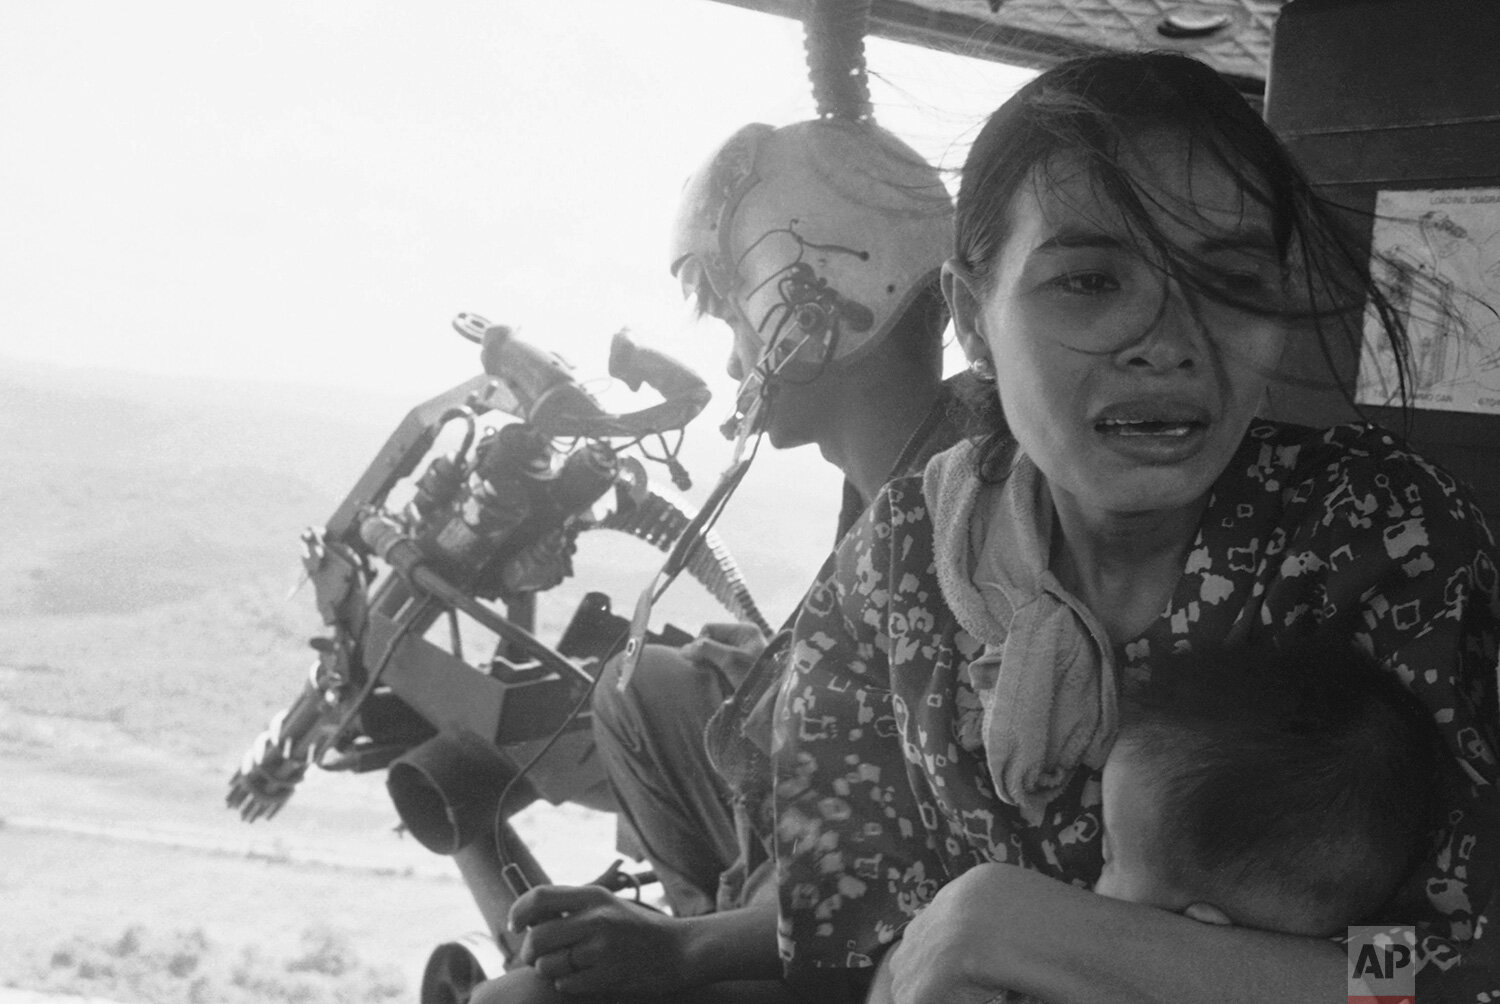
[969,356,996,383]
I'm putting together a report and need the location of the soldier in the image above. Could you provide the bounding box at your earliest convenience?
[474,114,962,1003]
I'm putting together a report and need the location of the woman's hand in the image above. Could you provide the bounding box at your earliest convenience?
[886,863,1033,1004]
[510,884,688,997]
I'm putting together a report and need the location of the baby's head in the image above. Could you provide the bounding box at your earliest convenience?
[1094,634,1444,937]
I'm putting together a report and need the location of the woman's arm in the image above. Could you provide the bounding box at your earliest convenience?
[884,865,1343,1004]
[1309,433,1500,982]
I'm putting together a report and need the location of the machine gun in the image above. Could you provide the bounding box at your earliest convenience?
[227,315,768,1002]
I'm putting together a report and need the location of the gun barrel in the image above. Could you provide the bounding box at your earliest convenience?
[226,673,332,821]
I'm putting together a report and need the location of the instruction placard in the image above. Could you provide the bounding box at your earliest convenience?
[1355,187,1500,414]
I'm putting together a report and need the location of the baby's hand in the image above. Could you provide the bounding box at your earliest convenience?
[1181,902,1233,926]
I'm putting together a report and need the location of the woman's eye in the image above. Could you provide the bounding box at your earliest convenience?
[1214,270,1270,296]
[1049,271,1118,295]
[1201,256,1285,303]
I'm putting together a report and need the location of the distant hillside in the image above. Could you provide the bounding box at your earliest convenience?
[0,361,395,615]
[0,357,840,762]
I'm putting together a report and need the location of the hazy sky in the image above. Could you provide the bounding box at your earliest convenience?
[1,1,1033,404]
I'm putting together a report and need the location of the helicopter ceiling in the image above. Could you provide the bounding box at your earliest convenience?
[708,0,1279,98]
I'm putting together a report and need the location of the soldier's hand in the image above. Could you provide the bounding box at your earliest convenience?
[510,884,688,997]
[681,622,768,689]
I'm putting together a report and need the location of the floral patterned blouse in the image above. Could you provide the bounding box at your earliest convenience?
[773,421,1500,996]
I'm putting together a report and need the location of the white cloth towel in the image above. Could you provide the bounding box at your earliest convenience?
[922,440,1118,816]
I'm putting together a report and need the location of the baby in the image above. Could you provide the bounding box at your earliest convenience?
[1094,632,1444,937]
[869,634,1444,1004]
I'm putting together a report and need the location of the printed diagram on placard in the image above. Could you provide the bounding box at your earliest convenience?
[1356,187,1500,415]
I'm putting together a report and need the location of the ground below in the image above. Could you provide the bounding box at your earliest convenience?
[0,693,616,1003]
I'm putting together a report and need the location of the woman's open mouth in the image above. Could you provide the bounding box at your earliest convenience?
[1092,404,1212,462]
[1095,418,1204,438]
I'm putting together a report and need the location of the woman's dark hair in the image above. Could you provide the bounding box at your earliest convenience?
[952,51,1413,480]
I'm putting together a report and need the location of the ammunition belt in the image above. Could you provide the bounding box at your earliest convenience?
[593,490,771,635]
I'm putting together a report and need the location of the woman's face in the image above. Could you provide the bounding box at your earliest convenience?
[948,129,1289,519]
